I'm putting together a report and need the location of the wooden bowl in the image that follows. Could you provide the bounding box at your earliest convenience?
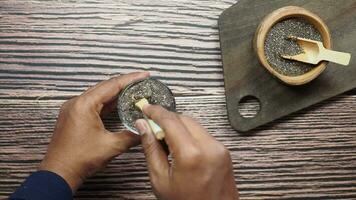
[254,6,331,86]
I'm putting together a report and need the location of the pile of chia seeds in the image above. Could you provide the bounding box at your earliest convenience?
[264,18,323,76]
[118,78,175,133]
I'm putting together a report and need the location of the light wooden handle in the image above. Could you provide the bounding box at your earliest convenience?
[147,120,165,140]
[320,49,351,66]
[135,98,165,140]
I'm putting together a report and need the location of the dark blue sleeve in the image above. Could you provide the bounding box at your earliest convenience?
[10,170,73,200]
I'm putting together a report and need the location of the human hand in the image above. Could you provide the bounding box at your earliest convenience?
[39,72,150,192]
[135,105,239,200]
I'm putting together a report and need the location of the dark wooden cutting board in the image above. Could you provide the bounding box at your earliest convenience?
[219,0,356,132]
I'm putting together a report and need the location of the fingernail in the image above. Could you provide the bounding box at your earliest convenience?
[142,103,150,111]
[135,119,149,135]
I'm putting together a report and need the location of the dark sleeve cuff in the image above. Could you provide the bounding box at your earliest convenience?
[10,170,73,200]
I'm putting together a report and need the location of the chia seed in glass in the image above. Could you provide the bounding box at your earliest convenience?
[117,78,176,134]
[264,18,323,76]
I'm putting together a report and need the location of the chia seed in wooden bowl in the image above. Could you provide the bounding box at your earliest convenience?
[117,78,176,134]
[254,6,331,85]
[264,18,323,76]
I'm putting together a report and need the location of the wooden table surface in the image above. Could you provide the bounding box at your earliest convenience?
[0,0,355,199]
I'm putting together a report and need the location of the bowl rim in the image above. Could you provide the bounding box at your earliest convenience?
[254,6,331,86]
[117,77,176,134]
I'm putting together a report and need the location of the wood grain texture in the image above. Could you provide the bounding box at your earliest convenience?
[0,0,356,199]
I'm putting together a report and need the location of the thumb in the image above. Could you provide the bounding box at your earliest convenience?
[135,119,169,180]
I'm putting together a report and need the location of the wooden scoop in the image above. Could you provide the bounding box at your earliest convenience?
[135,98,165,140]
[281,36,351,66]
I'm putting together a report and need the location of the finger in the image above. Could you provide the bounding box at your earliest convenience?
[83,83,99,95]
[106,130,141,156]
[83,74,121,95]
[142,104,196,154]
[84,72,150,110]
[136,119,169,180]
[84,72,148,95]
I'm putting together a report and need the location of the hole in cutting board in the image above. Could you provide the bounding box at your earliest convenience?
[238,96,261,118]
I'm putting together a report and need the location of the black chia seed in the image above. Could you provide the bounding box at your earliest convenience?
[117,78,176,133]
[264,18,323,76]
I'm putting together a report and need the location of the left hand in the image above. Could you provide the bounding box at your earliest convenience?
[39,72,150,192]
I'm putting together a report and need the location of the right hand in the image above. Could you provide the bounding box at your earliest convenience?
[135,105,239,200]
